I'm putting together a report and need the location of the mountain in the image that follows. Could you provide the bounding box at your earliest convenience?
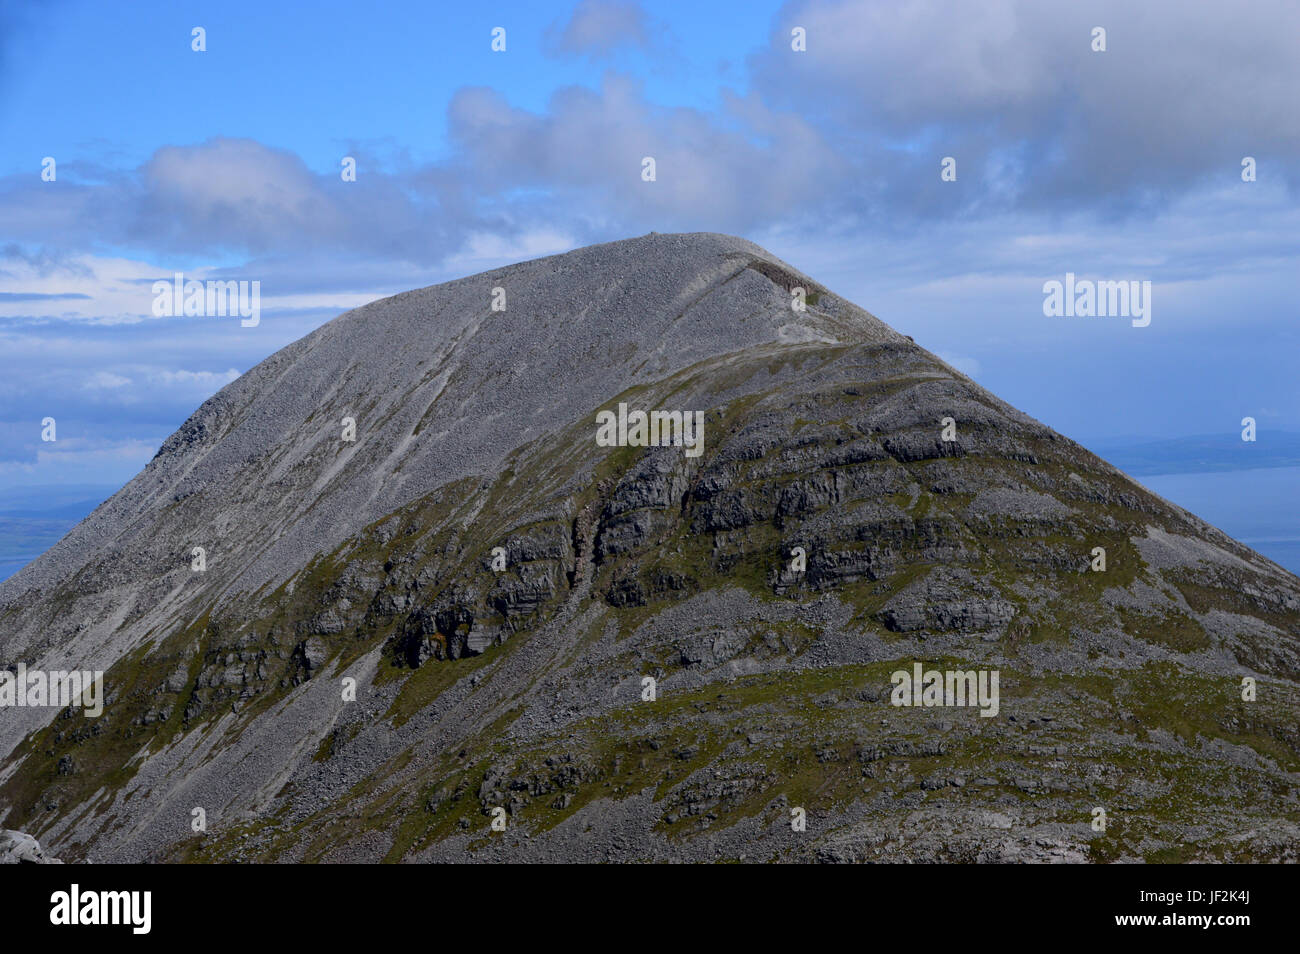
[1,233,1297,863]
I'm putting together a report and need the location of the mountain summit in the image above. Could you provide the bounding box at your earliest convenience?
[2,233,1297,863]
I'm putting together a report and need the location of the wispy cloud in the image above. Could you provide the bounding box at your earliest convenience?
[82,371,131,390]
[544,0,656,59]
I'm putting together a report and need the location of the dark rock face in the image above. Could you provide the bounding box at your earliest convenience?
[878,568,1017,633]
[0,233,1297,865]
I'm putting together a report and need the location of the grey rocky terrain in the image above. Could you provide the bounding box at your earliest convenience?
[1,232,1297,863]
[0,828,60,864]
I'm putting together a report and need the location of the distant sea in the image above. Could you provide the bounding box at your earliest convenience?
[0,485,116,582]
[1137,466,1300,575]
[1087,434,1300,577]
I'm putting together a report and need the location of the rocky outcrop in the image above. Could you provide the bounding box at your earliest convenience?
[0,829,62,864]
[878,567,1017,633]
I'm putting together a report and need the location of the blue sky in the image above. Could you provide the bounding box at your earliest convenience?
[1,0,1298,502]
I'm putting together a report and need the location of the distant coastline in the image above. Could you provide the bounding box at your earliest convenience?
[0,485,117,582]
[1088,431,1300,477]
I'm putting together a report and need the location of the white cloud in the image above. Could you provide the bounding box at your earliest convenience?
[150,368,241,387]
[0,437,161,483]
[0,251,380,325]
[83,371,131,390]
[753,0,1300,207]
[546,0,653,59]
